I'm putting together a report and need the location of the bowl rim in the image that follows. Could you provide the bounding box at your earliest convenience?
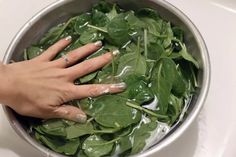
[2,0,211,156]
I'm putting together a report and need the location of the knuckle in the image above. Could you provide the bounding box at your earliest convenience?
[83,61,94,71]
[88,86,100,97]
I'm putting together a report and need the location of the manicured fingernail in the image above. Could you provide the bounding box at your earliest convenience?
[94,40,103,47]
[111,82,127,90]
[65,36,72,41]
[76,114,87,123]
[112,49,120,56]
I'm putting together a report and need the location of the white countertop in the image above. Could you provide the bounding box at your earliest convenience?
[0,0,236,157]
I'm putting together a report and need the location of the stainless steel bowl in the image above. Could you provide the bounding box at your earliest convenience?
[2,0,210,156]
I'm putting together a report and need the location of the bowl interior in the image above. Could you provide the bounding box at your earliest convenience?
[3,0,209,156]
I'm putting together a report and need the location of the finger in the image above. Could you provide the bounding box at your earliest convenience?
[70,82,126,100]
[52,41,103,68]
[37,36,72,61]
[52,105,87,123]
[67,50,119,80]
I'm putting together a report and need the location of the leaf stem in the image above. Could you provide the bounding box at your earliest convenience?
[144,29,148,57]
[87,24,108,33]
[126,102,168,119]
[134,37,141,73]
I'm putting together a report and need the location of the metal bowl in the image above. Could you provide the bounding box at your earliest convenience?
[2,0,210,156]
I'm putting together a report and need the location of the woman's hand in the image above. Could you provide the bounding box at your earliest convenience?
[0,36,126,123]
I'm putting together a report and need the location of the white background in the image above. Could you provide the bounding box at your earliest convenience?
[0,0,236,157]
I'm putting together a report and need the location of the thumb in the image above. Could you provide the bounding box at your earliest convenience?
[53,105,87,123]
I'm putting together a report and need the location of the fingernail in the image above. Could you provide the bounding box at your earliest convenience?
[112,49,120,56]
[65,36,72,41]
[76,114,87,123]
[111,82,127,90]
[94,40,103,47]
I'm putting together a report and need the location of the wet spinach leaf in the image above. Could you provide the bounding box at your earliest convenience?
[25,46,44,59]
[66,122,94,139]
[106,14,130,46]
[82,135,114,157]
[91,95,142,128]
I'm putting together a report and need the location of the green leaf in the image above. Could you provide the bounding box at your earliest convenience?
[74,13,91,34]
[140,17,163,37]
[79,28,104,45]
[106,14,130,46]
[26,46,44,59]
[119,136,132,154]
[116,53,147,78]
[120,75,154,104]
[147,42,164,60]
[130,118,157,154]
[179,42,199,69]
[106,4,118,20]
[39,119,66,137]
[82,135,114,157]
[168,94,184,124]
[39,17,76,47]
[66,122,94,139]
[150,58,177,114]
[92,10,109,27]
[137,8,160,20]
[125,11,145,30]
[35,132,80,155]
[91,95,142,128]
[92,1,113,13]
[172,26,184,42]
[79,72,98,83]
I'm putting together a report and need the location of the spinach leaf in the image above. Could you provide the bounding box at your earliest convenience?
[172,26,184,42]
[82,135,114,157]
[92,10,109,27]
[35,132,80,155]
[79,72,98,83]
[26,46,44,59]
[66,122,94,139]
[79,28,104,45]
[106,4,118,20]
[178,41,199,69]
[147,42,164,60]
[91,95,142,128]
[120,74,154,104]
[137,8,160,20]
[150,58,177,114]
[74,13,91,34]
[130,117,157,154]
[39,17,76,47]
[92,1,113,13]
[140,17,163,37]
[116,53,147,78]
[106,14,130,46]
[38,119,66,137]
[167,94,184,124]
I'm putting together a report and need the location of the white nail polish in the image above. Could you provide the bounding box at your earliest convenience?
[111,82,127,90]
[65,36,72,41]
[76,114,87,123]
[94,40,103,46]
[112,49,120,56]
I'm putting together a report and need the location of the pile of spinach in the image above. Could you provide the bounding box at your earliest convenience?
[24,1,199,156]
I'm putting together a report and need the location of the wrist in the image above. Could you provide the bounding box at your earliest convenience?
[0,63,12,106]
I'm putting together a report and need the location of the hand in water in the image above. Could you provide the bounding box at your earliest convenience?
[0,36,126,123]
